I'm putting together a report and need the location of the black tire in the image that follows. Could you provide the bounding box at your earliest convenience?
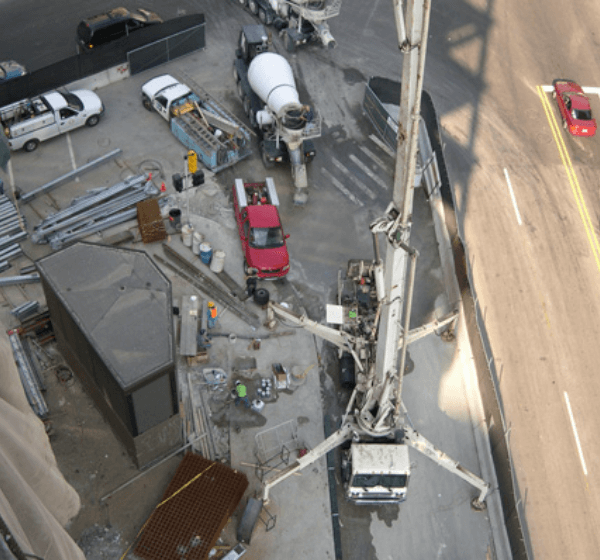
[248,0,259,15]
[339,352,356,389]
[243,95,251,116]
[86,115,100,127]
[563,118,567,130]
[237,79,245,100]
[284,30,295,53]
[243,259,249,275]
[233,65,239,84]
[258,8,267,23]
[254,288,270,306]
[23,139,39,152]
[142,95,152,111]
[260,142,274,168]
[249,108,257,129]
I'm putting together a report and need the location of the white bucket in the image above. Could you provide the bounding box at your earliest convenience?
[210,249,226,273]
[181,224,193,247]
[192,232,203,254]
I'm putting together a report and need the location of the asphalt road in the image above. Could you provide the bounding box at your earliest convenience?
[6,0,599,558]
[429,0,600,558]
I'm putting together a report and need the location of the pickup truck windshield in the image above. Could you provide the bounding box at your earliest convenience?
[62,93,83,111]
[250,227,284,249]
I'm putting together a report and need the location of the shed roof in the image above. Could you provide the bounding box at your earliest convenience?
[36,242,174,391]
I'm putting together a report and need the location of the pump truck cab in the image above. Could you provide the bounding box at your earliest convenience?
[233,25,321,205]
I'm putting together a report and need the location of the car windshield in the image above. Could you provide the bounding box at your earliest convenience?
[573,109,592,121]
[250,227,284,249]
[63,93,83,111]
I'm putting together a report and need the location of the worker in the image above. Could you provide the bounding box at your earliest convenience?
[234,380,250,408]
[207,301,218,329]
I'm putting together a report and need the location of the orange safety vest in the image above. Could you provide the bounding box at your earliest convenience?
[210,307,217,319]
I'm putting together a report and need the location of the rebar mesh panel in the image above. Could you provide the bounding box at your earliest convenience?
[134,453,248,560]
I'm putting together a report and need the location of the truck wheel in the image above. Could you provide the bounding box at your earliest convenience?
[243,96,251,117]
[233,65,239,84]
[260,142,274,168]
[258,8,267,23]
[284,30,295,53]
[23,139,39,152]
[86,115,100,127]
[142,95,153,111]
[238,80,246,101]
[248,0,259,15]
[243,259,249,275]
[249,108,257,129]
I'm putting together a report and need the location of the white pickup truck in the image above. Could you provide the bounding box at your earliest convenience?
[1,89,104,152]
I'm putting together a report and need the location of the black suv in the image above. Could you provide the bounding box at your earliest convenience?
[76,7,163,52]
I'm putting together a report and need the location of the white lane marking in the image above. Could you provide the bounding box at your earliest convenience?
[368,134,396,158]
[564,391,588,476]
[503,168,522,226]
[359,145,393,171]
[331,156,376,199]
[320,167,364,207]
[66,133,77,171]
[349,154,390,191]
[541,84,600,97]
[7,159,15,189]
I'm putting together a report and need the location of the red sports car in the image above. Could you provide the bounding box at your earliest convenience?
[553,80,597,137]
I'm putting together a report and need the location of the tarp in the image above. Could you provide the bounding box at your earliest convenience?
[0,329,84,560]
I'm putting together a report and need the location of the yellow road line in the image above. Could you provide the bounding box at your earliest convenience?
[536,85,600,273]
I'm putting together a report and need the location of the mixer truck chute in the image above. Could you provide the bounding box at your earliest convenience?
[233,0,341,52]
[234,25,321,205]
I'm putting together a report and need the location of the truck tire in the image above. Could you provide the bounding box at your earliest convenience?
[339,352,356,389]
[238,80,246,101]
[258,8,267,24]
[249,108,257,129]
[284,30,295,53]
[23,139,39,152]
[242,95,251,117]
[233,65,239,84]
[85,115,100,127]
[260,142,274,168]
[248,0,259,15]
[254,288,270,306]
[142,95,152,111]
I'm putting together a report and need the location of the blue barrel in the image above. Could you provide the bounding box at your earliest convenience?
[200,242,213,265]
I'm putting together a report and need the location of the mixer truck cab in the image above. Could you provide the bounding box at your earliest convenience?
[232,177,290,279]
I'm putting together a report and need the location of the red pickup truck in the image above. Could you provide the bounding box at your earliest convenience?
[232,178,290,279]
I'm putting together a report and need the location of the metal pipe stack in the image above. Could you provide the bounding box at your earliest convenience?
[0,196,27,270]
[7,329,49,419]
[31,174,163,250]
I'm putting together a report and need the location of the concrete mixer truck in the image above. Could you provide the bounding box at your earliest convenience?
[233,25,322,205]
[233,0,341,52]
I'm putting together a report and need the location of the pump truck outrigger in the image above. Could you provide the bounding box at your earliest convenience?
[233,25,321,205]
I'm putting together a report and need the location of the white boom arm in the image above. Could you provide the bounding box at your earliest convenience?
[403,424,490,508]
[262,422,354,503]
